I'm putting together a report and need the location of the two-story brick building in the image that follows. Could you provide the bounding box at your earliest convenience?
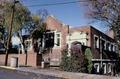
[0,15,118,75]
[68,26,118,74]
[43,16,118,74]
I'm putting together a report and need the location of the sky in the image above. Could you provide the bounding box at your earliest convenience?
[20,0,107,32]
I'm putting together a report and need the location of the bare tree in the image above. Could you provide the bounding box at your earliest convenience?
[85,0,120,51]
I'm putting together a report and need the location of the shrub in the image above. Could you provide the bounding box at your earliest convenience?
[60,44,84,72]
[60,49,71,71]
[84,48,93,73]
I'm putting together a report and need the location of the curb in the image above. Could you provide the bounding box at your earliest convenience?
[0,66,17,70]
[16,68,120,79]
[16,68,67,79]
[1,67,120,79]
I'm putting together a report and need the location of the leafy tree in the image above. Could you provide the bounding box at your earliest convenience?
[3,2,31,32]
[30,9,49,53]
[0,0,31,65]
[31,14,47,53]
[84,48,93,73]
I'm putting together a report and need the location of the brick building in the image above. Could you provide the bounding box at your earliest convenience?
[0,15,118,75]
[68,26,118,74]
[43,15,69,66]
[42,16,118,74]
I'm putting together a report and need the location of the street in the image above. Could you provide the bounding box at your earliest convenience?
[0,68,63,79]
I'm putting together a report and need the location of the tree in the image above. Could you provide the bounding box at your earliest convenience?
[85,0,120,73]
[31,14,47,53]
[30,9,49,53]
[1,0,31,65]
[60,48,71,71]
[85,0,120,49]
[84,48,93,73]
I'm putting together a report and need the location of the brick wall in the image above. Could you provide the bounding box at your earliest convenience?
[44,16,68,66]
[0,53,42,67]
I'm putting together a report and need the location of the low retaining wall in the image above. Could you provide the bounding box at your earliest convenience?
[0,54,17,65]
[0,53,42,67]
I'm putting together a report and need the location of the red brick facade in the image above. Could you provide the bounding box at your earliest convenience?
[44,16,118,74]
[44,16,69,66]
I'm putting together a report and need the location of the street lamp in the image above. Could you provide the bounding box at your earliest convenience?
[5,0,19,66]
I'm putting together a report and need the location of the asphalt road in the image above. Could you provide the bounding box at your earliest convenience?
[0,68,63,79]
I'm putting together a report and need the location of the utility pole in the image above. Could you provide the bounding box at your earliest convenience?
[5,0,19,66]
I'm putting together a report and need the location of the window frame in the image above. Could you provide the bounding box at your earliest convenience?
[54,31,61,48]
[94,35,99,49]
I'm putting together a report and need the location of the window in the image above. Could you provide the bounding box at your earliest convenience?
[101,39,105,50]
[106,42,110,51]
[108,63,112,73]
[54,32,61,47]
[114,46,117,52]
[111,44,113,52]
[94,63,99,73]
[113,45,116,52]
[94,35,99,48]
[103,63,107,74]
[56,34,60,46]
[109,44,111,51]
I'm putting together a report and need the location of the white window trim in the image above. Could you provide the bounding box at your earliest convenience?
[53,31,61,48]
[103,63,107,74]
[110,43,114,52]
[94,35,99,48]
[94,63,100,73]
[108,41,111,51]
[104,40,107,50]
[108,63,112,73]
[100,38,106,51]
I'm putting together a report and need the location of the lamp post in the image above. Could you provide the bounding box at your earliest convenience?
[5,0,19,66]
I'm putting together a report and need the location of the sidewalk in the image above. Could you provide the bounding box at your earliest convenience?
[16,67,120,79]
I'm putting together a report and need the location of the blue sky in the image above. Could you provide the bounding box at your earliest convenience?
[20,0,107,31]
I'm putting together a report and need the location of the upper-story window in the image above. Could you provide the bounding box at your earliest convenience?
[113,45,117,52]
[106,42,111,51]
[101,39,106,50]
[113,45,116,52]
[111,44,113,52]
[109,44,111,51]
[56,33,60,46]
[94,35,99,48]
[54,32,61,47]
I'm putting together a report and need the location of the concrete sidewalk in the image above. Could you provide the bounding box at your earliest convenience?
[16,67,120,79]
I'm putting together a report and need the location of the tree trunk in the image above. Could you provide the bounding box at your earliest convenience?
[5,1,15,66]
